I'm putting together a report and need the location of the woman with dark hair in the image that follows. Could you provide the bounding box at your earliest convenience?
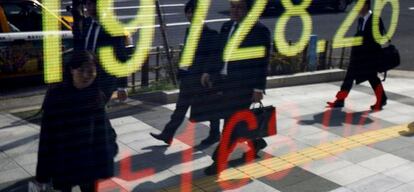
[36,51,118,192]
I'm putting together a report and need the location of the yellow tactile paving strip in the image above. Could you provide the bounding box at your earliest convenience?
[161,123,413,192]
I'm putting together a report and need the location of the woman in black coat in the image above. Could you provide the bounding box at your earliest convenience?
[36,51,118,192]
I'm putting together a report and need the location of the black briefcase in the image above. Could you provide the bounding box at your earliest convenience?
[248,103,277,139]
[377,44,400,73]
[190,91,224,122]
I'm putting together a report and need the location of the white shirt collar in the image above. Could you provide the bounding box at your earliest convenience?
[360,10,372,31]
[363,10,372,22]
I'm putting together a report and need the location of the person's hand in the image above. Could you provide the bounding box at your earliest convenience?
[252,91,263,103]
[201,73,212,88]
[117,89,128,102]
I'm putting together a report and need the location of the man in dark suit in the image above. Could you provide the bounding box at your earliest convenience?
[82,0,130,103]
[327,0,387,111]
[204,0,271,175]
[150,0,221,146]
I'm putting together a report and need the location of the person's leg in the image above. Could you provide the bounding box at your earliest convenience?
[162,94,191,138]
[328,71,354,107]
[53,183,72,192]
[79,182,96,192]
[150,89,191,145]
[200,119,221,145]
[368,75,387,110]
[205,117,239,175]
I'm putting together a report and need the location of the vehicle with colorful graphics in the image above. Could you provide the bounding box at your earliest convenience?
[0,0,72,86]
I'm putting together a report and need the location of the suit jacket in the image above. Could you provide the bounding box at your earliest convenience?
[349,15,385,84]
[218,20,271,95]
[215,20,271,116]
[81,17,129,101]
[180,25,220,95]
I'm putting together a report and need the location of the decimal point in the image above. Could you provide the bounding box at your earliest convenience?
[317,39,327,53]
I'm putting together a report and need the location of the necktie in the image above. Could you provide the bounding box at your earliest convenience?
[358,17,364,32]
[221,22,239,76]
[86,21,98,51]
[228,22,238,39]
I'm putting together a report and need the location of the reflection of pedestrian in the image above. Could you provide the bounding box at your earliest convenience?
[327,0,387,111]
[150,0,221,146]
[204,0,271,175]
[82,0,130,103]
[36,51,118,192]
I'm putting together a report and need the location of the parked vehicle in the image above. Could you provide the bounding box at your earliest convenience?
[0,0,73,86]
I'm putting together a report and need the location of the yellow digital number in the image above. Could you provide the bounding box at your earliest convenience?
[275,0,312,57]
[97,0,155,77]
[223,0,267,62]
[372,0,400,45]
[332,0,365,48]
[179,0,211,67]
[42,0,62,83]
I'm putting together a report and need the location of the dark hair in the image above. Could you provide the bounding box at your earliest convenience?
[245,0,254,10]
[365,0,371,9]
[63,50,98,85]
[83,0,96,4]
[184,0,196,13]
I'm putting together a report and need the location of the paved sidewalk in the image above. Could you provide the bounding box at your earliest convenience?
[1,77,414,192]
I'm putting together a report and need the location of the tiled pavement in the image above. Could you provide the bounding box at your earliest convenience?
[1,77,414,192]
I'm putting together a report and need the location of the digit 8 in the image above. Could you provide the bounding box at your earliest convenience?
[275,0,312,57]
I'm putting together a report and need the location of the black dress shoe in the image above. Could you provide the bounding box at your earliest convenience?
[241,151,260,160]
[327,100,344,108]
[150,133,172,145]
[242,140,267,160]
[370,99,387,111]
[200,136,220,145]
[204,163,218,175]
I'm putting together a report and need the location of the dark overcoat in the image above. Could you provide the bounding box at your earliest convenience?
[215,20,271,117]
[36,83,118,186]
[349,15,385,84]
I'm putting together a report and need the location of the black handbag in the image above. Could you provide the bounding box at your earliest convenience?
[248,102,277,139]
[190,91,224,122]
[377,43,400,81]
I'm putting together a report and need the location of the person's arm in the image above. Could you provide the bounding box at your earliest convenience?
[36,88,57,183]
[251,24,271,102]
[253,24,271,91]
[114,34,131,101]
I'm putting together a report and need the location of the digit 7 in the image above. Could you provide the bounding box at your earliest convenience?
[180,0,212,67]
[97,0,155,77]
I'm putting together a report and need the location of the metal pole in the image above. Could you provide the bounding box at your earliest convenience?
[155,0,177,85]
[328,41,333,69]
[71,0,84,51]
[339,47,346,69]
[156,46,160,81]
[131,72,136,92]
[141,58,149,87]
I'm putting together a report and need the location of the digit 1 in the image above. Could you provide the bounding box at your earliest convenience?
[97,0,155,77]
[43,0,62,83]
[179,0,212,67]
